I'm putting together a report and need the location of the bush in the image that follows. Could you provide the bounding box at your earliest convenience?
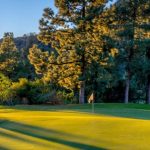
[56,90,75,104]
[0,75,76,105]
[11,78,60,104]
[11,78,29,97]
[28,80,57,104]
[0,73,14,105]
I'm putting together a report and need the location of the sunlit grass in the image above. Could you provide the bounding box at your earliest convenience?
[0,104,150,149]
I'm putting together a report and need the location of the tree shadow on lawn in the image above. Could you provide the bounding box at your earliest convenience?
[2,104,150,120]
[71,107,150,120]
[0,146,10,150]
[0,128,52,149]
[0,120,105,150]
[89,107,150,120]
[5,103,150,111]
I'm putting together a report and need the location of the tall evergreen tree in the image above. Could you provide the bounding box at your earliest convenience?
[0,33,18,78]
[112,0,149,103]
[140,0,150,103]
[36,0,112,103]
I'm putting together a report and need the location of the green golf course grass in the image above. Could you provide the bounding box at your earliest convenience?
[0,103,150,150]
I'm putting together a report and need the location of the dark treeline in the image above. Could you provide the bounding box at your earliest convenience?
[0,0,150,105]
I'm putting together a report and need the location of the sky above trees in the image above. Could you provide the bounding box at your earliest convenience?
[0,0,56,38]
[0,0,116,38]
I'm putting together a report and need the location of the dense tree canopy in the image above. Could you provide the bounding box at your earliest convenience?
[29,0,115,103]
[0,33,18,78]
[0,0,150,105]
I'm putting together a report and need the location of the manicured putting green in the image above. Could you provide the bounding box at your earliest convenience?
[0,104,150,150]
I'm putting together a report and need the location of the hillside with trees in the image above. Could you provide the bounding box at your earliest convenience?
[0,0,150,105]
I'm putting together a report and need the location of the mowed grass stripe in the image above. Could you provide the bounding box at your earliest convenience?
[0,104,150,150]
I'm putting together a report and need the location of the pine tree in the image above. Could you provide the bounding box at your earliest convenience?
[112,0,149,103]
[37,0,112,103]
[140,0,150,103]
[0,32,18,78]
[28,44,49,77]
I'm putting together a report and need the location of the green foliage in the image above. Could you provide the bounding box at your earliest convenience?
[11,79,60,104]
[27,80,56,104]
[0,1,150,105]
[56,90,75,104]
[11,78,29,99]
[0,33,19,78]
[30,0,114,103]
[0,73,14,105]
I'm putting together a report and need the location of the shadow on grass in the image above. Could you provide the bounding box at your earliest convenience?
[71,107,150,120]
[2,103,150,120]
[94,108,150,120]
[4,103,150,111]
[0,120,105,150]
[0,146,10,150]
[0,129,50,149]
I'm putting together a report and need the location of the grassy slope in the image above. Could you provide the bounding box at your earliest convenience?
[0,103,150,150]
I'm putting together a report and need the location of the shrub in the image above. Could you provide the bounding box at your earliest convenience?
[56,90,75,104]
[11,79,59,104]
[0,73,14,105]
[28,80,57,104]
[11,78,29,97]
[0,75,75,105]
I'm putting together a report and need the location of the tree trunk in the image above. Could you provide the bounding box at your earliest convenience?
[78,0,86,104]
[124,0,137,104]
[124,78,129,104]
[79,81,85,104]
